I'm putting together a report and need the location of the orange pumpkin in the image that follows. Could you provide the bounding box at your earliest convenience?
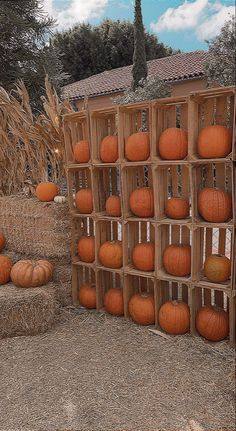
[158,301,190,335]
[204,254,231,283]
[100,135,118,163]
[158,127,188,160]
[36,182,59,202]
[74,140,90,163]
[163,244,191,277]
[129,187,154,218]
[129,293,155,325]
[105,195,121,217]
[197,125,231,159]
[0,231,6,251]
[79,283,96,309]
[104,287,124,316]
[125,131,150,161]
[75,188,93,214]
[99,241,123,268]
[198,188,232,223]
[165,197,190,219]
[0,256,13,285]
[132,242,155,271]
[10,260,53,288]
[78,236,95,263]
[196,305,229,341]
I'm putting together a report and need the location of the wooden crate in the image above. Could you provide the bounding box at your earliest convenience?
[151,96,188,161]
[153,163,191,223]
[95,219,123,273]
[188,86,235,161]
[67,166,93,216]
[155,279,191,332]
[96,269,124,312]
[92,166,122,218]
[121,165,154,220]
[192,225,234,289]
[191,284,236,347]
[123,220,155,276]
[71,264,96,306]
[90,107,118,164]
[191,161,234,226]
[156,223,192,282]
[118,102,151,163]
[63,111,91,165]
[71,217,95,266]
[124,273,155,320]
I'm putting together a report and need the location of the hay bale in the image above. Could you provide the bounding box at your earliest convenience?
[6,252,73,307]
[0,283,58,338]
[0,195,71,261]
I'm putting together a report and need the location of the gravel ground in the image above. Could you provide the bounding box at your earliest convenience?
[0,309,235,431]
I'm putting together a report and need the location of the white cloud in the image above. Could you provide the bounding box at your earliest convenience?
[151,0,208,32]
[151,0,235,41]
[42,0,109,29]
[197,5,235,39]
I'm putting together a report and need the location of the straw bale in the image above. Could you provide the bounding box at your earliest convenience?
[0,283,58,338]
[0,195,71,260]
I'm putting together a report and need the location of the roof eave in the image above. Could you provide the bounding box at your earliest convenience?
[63,72,205,102]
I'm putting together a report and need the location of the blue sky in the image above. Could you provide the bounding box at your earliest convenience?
[43,0,235,52]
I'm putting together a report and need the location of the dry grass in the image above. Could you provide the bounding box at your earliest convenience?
[0,78,73,196]
[0,309,234,431]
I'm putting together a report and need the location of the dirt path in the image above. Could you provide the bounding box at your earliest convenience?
[0,310,235,431]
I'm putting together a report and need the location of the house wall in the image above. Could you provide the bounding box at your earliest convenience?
[75,78,207,111]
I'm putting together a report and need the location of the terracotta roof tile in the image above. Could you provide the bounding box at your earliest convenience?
[62,50,209,100]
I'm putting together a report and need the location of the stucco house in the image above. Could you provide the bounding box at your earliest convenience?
[62,50,210,110]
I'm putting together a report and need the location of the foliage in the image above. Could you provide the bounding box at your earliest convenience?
[131,0,147,91]
[205,15,235,86]
[0,78,73,196]
[113,76,171,105]
[0,0,68,107]
[52,19,177,82]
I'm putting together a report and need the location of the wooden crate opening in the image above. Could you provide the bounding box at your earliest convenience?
[156,223,192,282]
[123,220,155,275]
[90,107,118,164]
[118,102,151,162]
[63,111,90,165]
[96,269,124,312]
[154,163,191,222]
[191,285,235,346]
[67,167,93,215]
[71,217,95,265]
[95,219,123,272]
[192,161,233,225]
[72,265,96,306]
[151,97,188,161]
[192,225,234,288]
[124,273,155,320]
[122,165,154,220]
[93,166,122,218]
[188,88,235,160]
[155,279,190,332]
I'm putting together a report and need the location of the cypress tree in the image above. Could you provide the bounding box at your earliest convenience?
[131,0,148,91]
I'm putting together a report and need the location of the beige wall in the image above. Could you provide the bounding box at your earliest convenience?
[76,78,207,111]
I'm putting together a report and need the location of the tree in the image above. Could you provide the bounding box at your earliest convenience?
[205,15,235,86]
[131,0,148,91]
[113,76,171,105]
[0,0,68,107]
[52,19,177,82]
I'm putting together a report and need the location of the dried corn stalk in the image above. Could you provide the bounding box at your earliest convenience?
[0,77,74,196]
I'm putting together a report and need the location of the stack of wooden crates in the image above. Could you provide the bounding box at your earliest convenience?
[63,86,236,346]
